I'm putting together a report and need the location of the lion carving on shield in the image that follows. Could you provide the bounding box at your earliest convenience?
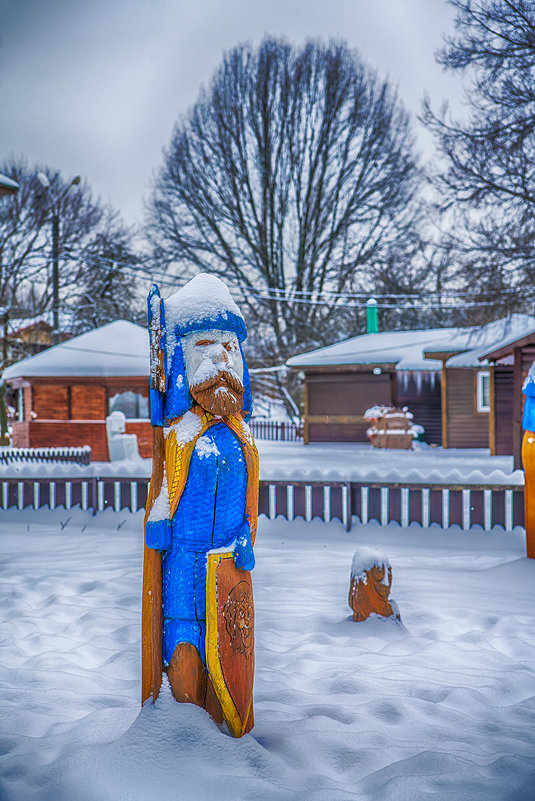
[223,581,254,658]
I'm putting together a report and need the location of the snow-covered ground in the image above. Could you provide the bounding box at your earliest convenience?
[0,441,524,486]
[1,509,534,801]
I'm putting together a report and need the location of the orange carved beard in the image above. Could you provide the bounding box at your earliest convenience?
[190,369,244,416]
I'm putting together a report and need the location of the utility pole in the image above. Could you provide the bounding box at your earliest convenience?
[37,172,81,345]
[2,309,8,368]
[52,211,60,344]
[0,174,18,446]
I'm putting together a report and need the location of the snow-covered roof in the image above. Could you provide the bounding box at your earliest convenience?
[2,320,148,379]
[286,314,535,372]
[445,314,535,367]
[0,173,19,195]
[286,328,462,371]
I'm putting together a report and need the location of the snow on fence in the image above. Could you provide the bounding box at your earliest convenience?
[249,420,302,441]
[0,476,524,532]
[0,446,91,466]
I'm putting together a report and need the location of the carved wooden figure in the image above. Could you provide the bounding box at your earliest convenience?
[349,547,400,622]
[142,274,259,737]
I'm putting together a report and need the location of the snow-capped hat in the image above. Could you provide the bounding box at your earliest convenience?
[164,273,247,341]
[148,274,252,424]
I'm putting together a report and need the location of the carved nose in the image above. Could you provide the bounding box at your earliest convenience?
[215,348,229,364]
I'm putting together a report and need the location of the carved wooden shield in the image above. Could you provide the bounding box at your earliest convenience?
[206,551,254,737]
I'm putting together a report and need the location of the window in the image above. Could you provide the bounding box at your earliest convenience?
[477,371,490,413]
[109,391,149,419]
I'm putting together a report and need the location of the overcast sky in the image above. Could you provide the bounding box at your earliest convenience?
[0,0,463,227]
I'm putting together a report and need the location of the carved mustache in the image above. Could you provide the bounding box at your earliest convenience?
[190,369,244,395]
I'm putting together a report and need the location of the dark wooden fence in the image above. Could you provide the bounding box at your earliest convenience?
[0,446,91,465]
[249,420,302,441]
[0,476,524,532]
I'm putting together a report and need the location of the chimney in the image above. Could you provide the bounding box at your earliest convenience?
[366,298,378,334]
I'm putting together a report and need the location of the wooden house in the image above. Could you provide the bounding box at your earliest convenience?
[286,329,451,445]
[425,314,535,462]
[2,320,151,461]
[477,327,535,469]
[7,320,71,360]
[287,315,535,449]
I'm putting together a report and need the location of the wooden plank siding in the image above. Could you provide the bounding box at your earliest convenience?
[11,420,109,460]
[71,385,107,420]
[304,369,443,445]
[11,419,153,460]
[488,342,535,465]
[33,384,69,420]
[446,368,489,449]
[9,376,152,460]
[397,371,442,445]
[494,366,514,456]
[519,344,535,468]
[305,370,393,442]
[126,420,152,458]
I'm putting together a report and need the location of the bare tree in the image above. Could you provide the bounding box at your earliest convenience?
[0,157,140,353]
[67,226,142,333]
[148,38,424,358]
[422,0,535,309]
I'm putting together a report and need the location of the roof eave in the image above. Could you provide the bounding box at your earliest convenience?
[478,330,535,362]
[286,361,399,372]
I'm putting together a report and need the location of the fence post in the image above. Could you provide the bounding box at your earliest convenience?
[345,482,352,532]
[91,477,98,516]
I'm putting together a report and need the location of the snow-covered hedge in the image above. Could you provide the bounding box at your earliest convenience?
[0,446,91,465]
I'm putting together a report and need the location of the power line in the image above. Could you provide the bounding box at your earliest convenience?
[62,248,530,300]
[61,248,535,311]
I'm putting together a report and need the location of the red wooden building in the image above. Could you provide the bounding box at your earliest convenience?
[3,321,151,461]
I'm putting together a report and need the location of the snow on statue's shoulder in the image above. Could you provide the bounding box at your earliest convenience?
[164,273,243,334]
[166,410,203,445]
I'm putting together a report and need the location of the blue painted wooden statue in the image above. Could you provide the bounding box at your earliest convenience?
[142,274,259,736]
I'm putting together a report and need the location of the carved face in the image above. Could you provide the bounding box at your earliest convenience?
[183,329,244,416]
[368,565,392,600]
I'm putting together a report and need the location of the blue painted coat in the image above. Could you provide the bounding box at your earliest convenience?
[145,422,253,665]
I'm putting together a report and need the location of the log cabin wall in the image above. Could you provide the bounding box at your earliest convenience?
[305,370,394,442]
[397,371,442,445]
[445,368,489,448]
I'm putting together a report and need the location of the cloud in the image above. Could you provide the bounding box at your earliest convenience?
[0,0,460,224]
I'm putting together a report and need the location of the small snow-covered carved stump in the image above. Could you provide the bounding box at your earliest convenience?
[349,547,400,622]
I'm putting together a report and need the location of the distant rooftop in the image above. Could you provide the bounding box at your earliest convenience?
[286,314,535,371]
[0,173,19,196]
[2,320,148,379]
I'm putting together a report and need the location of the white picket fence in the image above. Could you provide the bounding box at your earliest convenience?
[0,476,524,532]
